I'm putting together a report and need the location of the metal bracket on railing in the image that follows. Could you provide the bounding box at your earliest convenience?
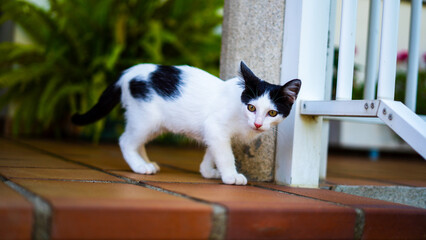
[300,100,426,159]
[301,100,379,117]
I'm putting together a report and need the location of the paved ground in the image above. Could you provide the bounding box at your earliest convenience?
[1,138,425,239]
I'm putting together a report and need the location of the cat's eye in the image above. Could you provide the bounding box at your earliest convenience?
[268,110,278,117]
[247,104,256,112]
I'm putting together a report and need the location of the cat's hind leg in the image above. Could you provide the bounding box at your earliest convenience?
[200,148,221,179]
[119,128,159,174]
[139,144,160,172]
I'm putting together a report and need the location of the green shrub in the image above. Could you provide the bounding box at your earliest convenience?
[0,0,223,141]
[395,70,426,115]
[332,48,425,115]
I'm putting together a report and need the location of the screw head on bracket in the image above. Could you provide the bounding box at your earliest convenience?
[370,103,374,109]
[383,108,387,115]
[364,103,369,110]
[388,114,393,121]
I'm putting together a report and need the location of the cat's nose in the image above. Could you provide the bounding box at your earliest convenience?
[254,123,262,129]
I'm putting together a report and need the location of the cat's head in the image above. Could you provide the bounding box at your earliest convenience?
[239,61,301,132]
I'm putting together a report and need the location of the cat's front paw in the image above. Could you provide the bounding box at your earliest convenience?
[132,162,159,175]
[221,173,247,185]
[200,168,221,179]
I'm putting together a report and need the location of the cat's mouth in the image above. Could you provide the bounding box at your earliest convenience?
[252,127,265,132]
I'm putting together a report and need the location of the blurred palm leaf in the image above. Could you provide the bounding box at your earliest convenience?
[0,0,223,140]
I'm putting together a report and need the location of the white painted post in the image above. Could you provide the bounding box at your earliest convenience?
[275,0,330,188]
[336,0,358,100]
[320,0,337,180]
[405,0,422,112]
[377,0,400,100]
[364,0,381,100]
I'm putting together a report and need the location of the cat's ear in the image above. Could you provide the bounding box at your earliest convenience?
[281,79,301,104]
[239,61,260,86]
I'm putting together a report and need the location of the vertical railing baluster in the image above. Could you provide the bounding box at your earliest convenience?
[336,0,358,100]
[405,0,422,112]
[364,0,381,100]
[325,0,337,101]
[320,0,337,180]
[377,0,400,100]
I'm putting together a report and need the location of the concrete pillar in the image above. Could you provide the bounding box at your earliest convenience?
[220,0,285,181]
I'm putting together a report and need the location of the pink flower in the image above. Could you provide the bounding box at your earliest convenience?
[397,50,408,63]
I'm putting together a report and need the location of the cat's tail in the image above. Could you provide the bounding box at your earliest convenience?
[71,82,121,126]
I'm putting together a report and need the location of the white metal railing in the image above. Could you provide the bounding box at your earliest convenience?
[336,0,358,100]
[406,0,422,111]
[377,0,400,100]
[276,0,425,188]
[301,0,426,159]
[364,0,381,100]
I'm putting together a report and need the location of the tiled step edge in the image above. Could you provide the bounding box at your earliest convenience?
[114,176,228,240]
[254,185,366,240]
[7,139,228,240]
[1,176,52,240]
[3,176,228,240]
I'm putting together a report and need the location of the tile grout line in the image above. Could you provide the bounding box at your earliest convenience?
[136,181,228,240]
[9,139,228,240]
[158,163,199,174]
[97,170,228,240]
[0,166,86,169]
[253,184,365,240]
[126,180,221,184]
[326,172,416,187]
[6,177,127,183]
[1,175,52,240]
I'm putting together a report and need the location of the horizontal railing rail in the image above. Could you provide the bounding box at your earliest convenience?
[301,99,426,158]
[301,0,426,159]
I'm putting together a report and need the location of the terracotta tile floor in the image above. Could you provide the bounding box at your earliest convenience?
[1,138,425,239]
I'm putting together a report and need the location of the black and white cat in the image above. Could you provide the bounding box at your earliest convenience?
[72,62,301,185]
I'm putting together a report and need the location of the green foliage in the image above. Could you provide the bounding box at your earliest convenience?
[332,48,426,115]
[331,48,363,100]
[0,0,223,140]
[395,70,426,115]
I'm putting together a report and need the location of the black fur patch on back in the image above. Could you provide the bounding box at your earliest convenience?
[129,77,150,100]
[150,65,182,100]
